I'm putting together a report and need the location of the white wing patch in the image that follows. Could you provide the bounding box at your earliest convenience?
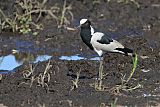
[91,32,124,53]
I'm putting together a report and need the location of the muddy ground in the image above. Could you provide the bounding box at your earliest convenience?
[0,0,160,107]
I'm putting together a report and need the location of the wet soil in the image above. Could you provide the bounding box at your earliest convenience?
[0,0,160,107]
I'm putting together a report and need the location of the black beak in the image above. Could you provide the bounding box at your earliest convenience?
[76,25,81,29]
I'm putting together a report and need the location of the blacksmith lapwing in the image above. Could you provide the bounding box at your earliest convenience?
[79,19,134,82]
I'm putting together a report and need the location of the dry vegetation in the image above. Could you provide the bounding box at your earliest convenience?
[20,60,52,90]
[0,0,74,35]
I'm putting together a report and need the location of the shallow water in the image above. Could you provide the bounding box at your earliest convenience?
[0,53,100,73]
[0,54,52,72]
[59,54,100,61]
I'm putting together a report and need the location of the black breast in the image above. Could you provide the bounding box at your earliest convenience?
[80,28,94,50]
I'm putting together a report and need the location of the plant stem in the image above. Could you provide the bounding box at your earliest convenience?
[126,53,138,83]
[59,0,67,27]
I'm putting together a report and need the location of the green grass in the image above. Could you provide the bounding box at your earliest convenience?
[126,53,138,83]
[116,53,142,92]
[0,0,45,35]
[0,0,73,34]
[90,53,141,92]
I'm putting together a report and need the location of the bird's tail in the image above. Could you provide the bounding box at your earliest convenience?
[115,48,135,57]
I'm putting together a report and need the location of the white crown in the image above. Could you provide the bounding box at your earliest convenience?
[80,19,88,25]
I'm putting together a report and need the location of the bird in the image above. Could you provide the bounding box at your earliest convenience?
[78,18,134,84]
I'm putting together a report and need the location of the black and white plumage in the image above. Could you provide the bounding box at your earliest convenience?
[79,19,134,57]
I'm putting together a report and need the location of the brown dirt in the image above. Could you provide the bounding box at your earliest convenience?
[0,0,160,107]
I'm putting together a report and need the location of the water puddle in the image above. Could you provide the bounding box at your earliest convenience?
[0,52,99,74]
[0,54,52,73]
[59,54,99,61]
[0,37,100,73]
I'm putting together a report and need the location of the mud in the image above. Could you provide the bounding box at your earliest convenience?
[0,0,160,107]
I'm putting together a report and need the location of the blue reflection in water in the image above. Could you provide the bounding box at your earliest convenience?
[0,55,21,71]
[59,55,84,60]
[35,55,52,63]
[0,54,52,71]
[0,54,99,74]
[59,54,100,61]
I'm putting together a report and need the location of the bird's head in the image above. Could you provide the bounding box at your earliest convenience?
[80,19,88,25]
[77,19,91,28]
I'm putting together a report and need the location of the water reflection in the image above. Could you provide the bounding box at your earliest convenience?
[0,52,52,71]
[0,52,99,72]
[59,54,100,61]
[14,52,37,63]
[0,55,21,71]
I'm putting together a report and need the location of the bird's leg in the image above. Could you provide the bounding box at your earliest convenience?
[99,56,104,80]
[97,56,104,90]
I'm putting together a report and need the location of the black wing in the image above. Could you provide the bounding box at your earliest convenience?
[97,34,113,44]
